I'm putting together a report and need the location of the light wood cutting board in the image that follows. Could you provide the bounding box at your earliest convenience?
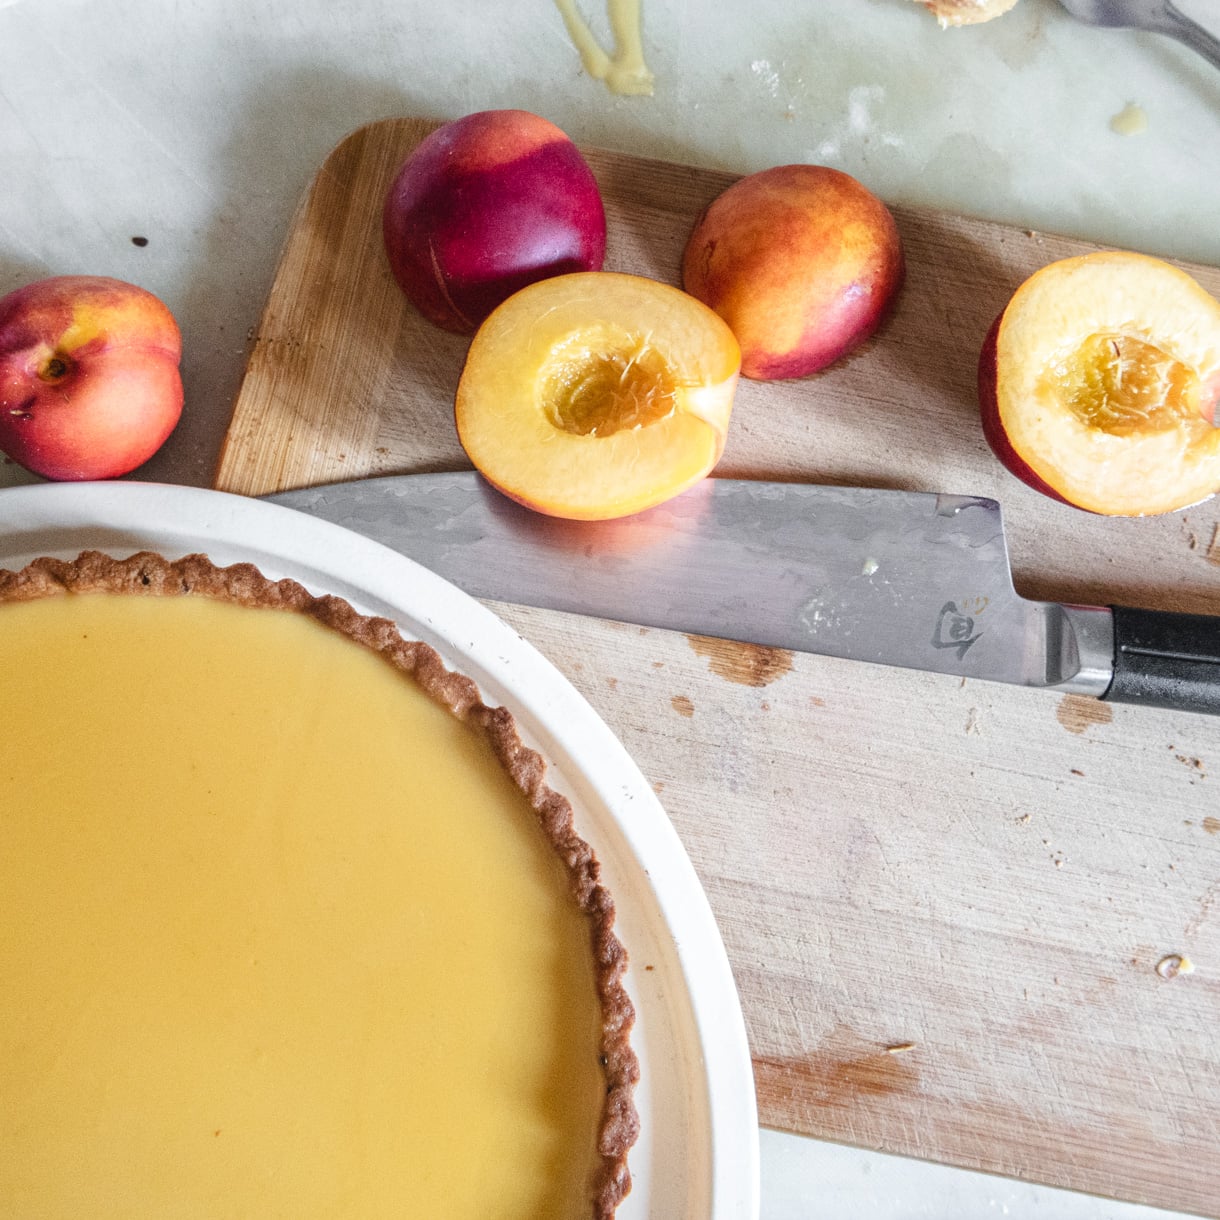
[216,117,1220,1216]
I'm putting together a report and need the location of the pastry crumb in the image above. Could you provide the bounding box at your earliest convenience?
[1155,954,1194,980]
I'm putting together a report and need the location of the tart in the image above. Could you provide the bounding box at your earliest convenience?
[0,550,638,1218]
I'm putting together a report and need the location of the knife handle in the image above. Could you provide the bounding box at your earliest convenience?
[1103,605,1220,717]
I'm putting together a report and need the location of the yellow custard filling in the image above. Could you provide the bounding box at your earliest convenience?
[0,591,606,1218]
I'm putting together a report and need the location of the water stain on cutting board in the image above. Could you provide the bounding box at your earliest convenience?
[687,635,794,687]
[1056,694,1113,734]
[754,1025,920,1116]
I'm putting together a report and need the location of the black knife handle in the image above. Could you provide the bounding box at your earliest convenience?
[1102,605,1220,716]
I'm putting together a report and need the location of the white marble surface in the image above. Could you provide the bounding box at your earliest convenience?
[1,0,1216,1215]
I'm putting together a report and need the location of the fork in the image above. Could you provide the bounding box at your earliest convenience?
[1057,0,1220,71]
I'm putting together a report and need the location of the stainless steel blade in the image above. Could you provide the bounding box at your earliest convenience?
[266,474,1114,695]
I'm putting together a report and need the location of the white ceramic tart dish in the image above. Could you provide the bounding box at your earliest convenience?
[0,480,760,1220]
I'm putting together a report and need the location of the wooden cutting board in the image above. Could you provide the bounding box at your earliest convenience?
[216,117,1220,1216]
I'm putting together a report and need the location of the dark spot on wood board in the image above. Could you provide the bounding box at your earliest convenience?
[1204,817,1220,835]
[131,235,148,247]
[1056,694,1113,734]
[670,694,694,717]
[755,1045,919,1111]
[686,634,793,687]
[1206,524,1220,566]
[753,1025,920,1118]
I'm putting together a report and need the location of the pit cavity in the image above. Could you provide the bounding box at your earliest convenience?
[1050,331,1202,436]
[540,331,677,437]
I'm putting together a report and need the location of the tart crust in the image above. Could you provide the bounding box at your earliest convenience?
[0,548,640,1219]
[915,0,1019,26]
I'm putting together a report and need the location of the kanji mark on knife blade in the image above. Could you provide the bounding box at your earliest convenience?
[931,600,983,660]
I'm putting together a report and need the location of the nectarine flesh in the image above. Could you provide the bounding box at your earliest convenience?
[383,110,606,334]
[682,164,904,381]
[978,251,1220,516]
[455,272,740,520]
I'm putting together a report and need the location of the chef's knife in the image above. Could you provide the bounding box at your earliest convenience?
[267,473,1220,716]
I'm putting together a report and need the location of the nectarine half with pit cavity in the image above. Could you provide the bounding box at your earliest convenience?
[682,164,904,381]
[978,251,1220,516]
[383,110,606,334]
[455,272,740,520]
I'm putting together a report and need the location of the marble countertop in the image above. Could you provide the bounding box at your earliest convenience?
[2,0,1216,1214]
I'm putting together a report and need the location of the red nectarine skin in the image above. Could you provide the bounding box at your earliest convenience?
[976,314,1073,507]
[0,275,182,480]
[682,165,904,381]
[383,110,606,333]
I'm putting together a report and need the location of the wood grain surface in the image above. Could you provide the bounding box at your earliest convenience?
[216,117,1220,1216]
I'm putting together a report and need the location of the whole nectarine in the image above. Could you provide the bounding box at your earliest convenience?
[978,251,1220,516]
[0,275,183,481]
[455,271,740,520]
[383,110,606,334]
[682,164,904,381]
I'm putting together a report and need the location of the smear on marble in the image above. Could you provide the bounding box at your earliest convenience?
[751,59,782,99]
[1109,103,1148,137]
[686,635,794,687]
[554,0,654,96]
[809,85,903,163]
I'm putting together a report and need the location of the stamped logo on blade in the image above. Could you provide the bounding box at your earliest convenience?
[931,600,984,660]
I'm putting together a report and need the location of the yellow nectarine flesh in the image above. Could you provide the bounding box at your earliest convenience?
[455,272,740,520]
[984,252,1220,516]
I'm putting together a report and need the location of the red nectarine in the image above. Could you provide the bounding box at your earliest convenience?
[455,271,740,520]
[383,110,606,334]
[0,275,183,481]
[682,165,904,381]
[978,251,1220,516]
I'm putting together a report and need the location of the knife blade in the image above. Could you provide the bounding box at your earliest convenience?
[266,473,1220,716]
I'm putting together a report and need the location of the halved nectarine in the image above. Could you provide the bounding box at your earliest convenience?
[978,251,1220,516]
[455,272,740,520]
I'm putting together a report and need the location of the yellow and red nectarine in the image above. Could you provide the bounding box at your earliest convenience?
[0,275,183,481]
[682,164,904,381]
[455,272,740,520]
[978,251,1220,516]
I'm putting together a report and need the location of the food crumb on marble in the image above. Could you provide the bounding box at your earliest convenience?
[1109,103,1149,137]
